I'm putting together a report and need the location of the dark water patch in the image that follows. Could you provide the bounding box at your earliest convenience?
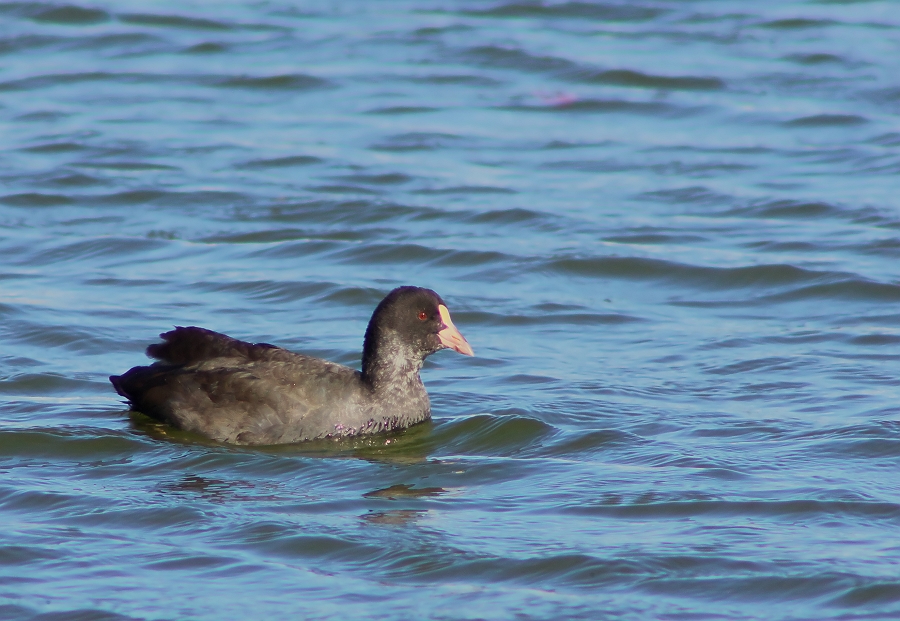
[704,356,797,376]
[427,247,520,268]
[690,421,787,439]
[839,314,900,329]
[783,52,846,65]
[547,256,821,291]
[461,309,642,327]
[409,553,643,588]
[868,87,900,103]
[734,381,814,400]
[505,374,558,385]
[573,69,724,91]
[851,207,900,228]
[0,429,144,460]
[860,238,900,258]
[310,284,389,312]
[15,110,68,121]
[543,158,644,173]
[185,42,228,54]
[567,499,900,521]
[744,239,817,252]
[646,144,773,156]
[465,207,548,225]
[144,552,237,572]
[84,277,167,287]
[796,423,900,461]
[29,610,142,621]
[755,71,852,95]
[405,74,500,86]
[412,24,473,36]
[543,429,640,457]
[0,488,82,514]
[784,114,868,127]
[463,46,725,95]
[247,532,380,565]
[119,13,233,31]
[643,572,857,605]
[63,502,210,531]
[0,606,32,621]
[5,323,121,355]
[255,200,429,226]
[652,161,752,175]
[215,74,331,91]
[91,189,247,207]
[31,5,109,25]
[604,233,707,245]
[366,106,438,115]
[307,184,381,195]
[203,228,370,244]
[0,295,28,316]
[0,34,62,55]
[415,185,515,195]
[195,279,336,304]
[849,333,900,346]
[541,139,617,149]
[503,98,676,115]
[463,44,578,74]
[729,199,840,219]
[804,421,900,440]
[0,353,40,370]
[0,373,103,395]
[78,161,177,171]
[336,243,509,268]
[757,181,805,191]
[70,32,166,51]
[0,544,63,567]
[1,192,71,207]
[821,438,900,459]
[237,155,321,169]
[637,185,734,207]
[463,2,665,22]
[21,141,87,153]
[201,229,311,244]
[146,229,179,240]
[26,236,166,265]
[331,173,411,185]
[759,18,836,30]
[0,72,129,91]
[370,132,467,152]
[833,582,900,607]
[765,278,900,303]
[429,413,557,457]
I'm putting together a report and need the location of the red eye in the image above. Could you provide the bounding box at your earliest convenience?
[417,311,428,321]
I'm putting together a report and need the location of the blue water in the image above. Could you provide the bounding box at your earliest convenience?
[2,1,900,619]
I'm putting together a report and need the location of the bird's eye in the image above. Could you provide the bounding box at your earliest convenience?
[417,311,428,321]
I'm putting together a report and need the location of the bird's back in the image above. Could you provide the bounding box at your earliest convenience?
[110,327,367,444]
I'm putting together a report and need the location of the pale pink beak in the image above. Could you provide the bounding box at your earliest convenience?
[437,304,474,356]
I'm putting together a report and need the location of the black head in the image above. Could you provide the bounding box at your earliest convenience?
[361,286,473,385]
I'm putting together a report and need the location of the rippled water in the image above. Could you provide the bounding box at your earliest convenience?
[2,1,900,619]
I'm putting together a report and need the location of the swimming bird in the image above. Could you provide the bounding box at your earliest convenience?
[110,286,473,445]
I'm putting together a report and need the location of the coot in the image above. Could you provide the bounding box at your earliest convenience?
[110,286,473,445]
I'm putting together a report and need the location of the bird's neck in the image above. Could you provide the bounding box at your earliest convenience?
[361,331,424,392]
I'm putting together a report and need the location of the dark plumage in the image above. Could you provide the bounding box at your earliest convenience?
[110,286,473,445]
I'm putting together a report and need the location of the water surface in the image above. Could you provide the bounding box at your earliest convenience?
[2,1,900,619]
